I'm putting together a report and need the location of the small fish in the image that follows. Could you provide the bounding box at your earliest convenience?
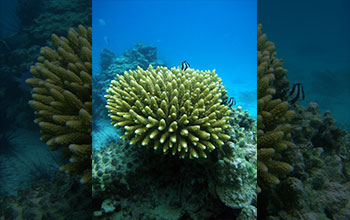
[227,97,236,108]
[181,61,190,71]
[98,18,106,26]
[104,36,110,44]
[289,83,305,105]
[222,96,236,108]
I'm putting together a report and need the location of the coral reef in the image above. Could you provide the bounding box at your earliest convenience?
[26,25,92,183]
[92,107,256,219]
[105,65,231,159]
[260,102,350,219]
[211,107,257,210]
[27,0,91,42]
[105,42,160,74]
[257,24,294,191]
[0,0,92,218]
[210,145,257,218]
[93,43,165,123]
[0,172,91,219]
[16,0,43,26]
[1,0,91,79]
[92,119,121,151]
[99,48,115,71]
[0,0,91,135]
[257,24,350,220]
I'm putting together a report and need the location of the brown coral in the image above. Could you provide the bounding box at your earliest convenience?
[26,25,92,183]
[257,24,294,191]
[105,65,231,159]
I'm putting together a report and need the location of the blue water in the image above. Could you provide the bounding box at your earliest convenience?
[0,0,19,38]
[93,0,257,118]
[258,0,350,130]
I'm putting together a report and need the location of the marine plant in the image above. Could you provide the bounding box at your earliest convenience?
[26,25,92,183]
[105,65,231,159]
[257,24,294,191]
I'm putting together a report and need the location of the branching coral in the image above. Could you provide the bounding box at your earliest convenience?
[26,25,92,183]
[257,24,294,191]
[105,65,231,159]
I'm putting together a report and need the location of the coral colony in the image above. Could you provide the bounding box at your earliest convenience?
[257,24,294,191]
[105,65,231,159]
[26,25,92,183]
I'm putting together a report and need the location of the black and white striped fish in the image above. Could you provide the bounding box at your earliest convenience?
[181,61,190,71]
[289,83,305,104]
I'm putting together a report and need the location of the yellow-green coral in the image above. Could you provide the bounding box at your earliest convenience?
[257,24,294,191]
[26,25,92,183]
[105,65,231,159]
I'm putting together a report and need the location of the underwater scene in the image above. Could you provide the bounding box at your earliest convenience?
[0,0,348,219]
[259,0,350,131]
[0,0,92,218]
[92,0,257,219]
[257,0,350,219]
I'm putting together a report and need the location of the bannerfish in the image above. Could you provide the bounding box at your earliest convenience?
[227,97,236,108]
[289,83,305,105]
[181,60,190,71]
[98,18,106,26]
[222,96,236,108]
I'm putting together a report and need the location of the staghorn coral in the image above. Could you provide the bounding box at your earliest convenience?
[26,25,92,183]
[105,65,231,159]
[257,24,294,191]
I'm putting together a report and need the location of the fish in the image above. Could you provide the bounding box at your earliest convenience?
[181,61,190,71]
[289,83,305,104]
[98,18,106,26]
[227,97,236,108]
[222,96,236,108]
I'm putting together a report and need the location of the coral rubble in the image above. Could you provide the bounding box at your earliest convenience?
[26,25,92,183]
